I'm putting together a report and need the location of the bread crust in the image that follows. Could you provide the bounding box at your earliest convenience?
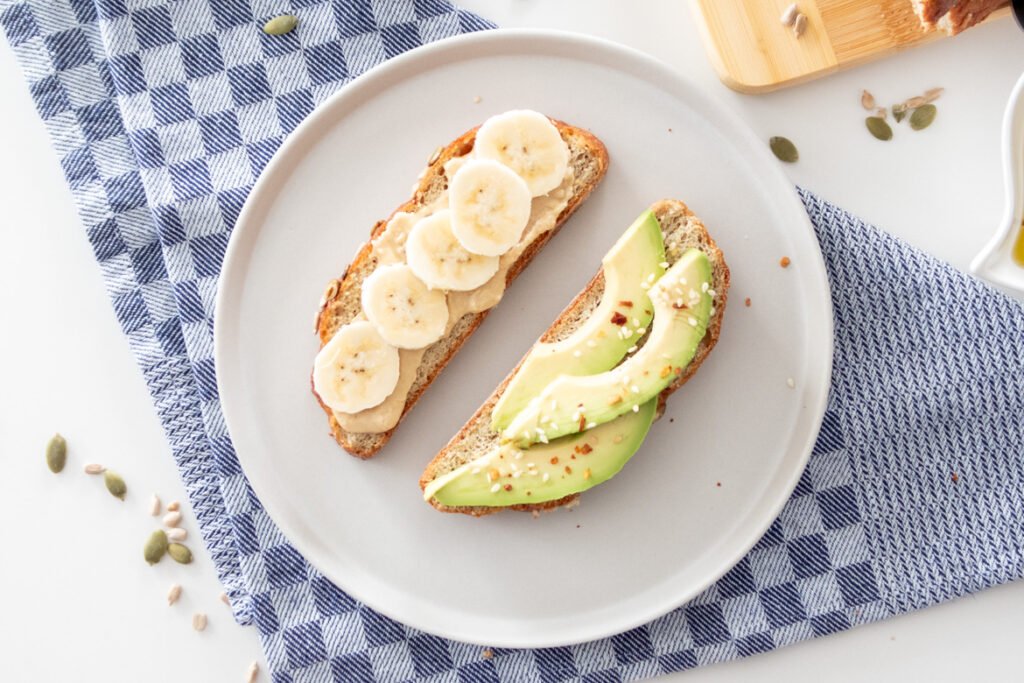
[313,121,609,458]
[420,199,730,516]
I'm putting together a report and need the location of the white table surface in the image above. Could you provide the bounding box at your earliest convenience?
[2,2,1024,681]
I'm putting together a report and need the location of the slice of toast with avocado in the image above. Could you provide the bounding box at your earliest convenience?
[420,200,729,515]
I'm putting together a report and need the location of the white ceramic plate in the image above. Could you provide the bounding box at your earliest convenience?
[215,30,833,648]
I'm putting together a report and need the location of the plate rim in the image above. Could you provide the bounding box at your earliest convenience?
[215,28,835,648]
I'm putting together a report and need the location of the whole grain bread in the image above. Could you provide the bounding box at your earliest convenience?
[420,199,730,516]
[313,120,609,458]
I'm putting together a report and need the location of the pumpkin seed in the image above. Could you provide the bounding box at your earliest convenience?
[144,530,169,565]
[263,14,298,36]
[46,434,67,473]
[892,104,908,123]
[865,116,893,141]
[769,136,799,163]
[104,471,127,500]
[168,543,193,564]
[861,90,876,110]
[909,104,937,131]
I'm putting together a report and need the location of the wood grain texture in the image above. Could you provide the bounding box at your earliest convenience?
[690,0,1010,93]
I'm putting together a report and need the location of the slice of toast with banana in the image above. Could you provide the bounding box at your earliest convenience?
[312,111,609,458]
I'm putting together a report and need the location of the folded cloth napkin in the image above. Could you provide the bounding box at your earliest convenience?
[4,1,1024,680]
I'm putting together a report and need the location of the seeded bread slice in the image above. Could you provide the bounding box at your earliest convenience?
[420,199,730,516]
[313,120,609,459]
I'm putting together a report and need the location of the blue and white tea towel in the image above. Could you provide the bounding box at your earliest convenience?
[3,1,1024,681]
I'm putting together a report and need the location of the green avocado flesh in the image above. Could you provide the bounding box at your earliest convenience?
[489,211,666,431]
[502,249,713,448]
[425,400,657,507]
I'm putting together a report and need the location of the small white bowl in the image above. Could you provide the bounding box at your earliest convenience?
[970,71,1024,291]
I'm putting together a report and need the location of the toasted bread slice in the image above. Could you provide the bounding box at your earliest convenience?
[314,120,609,458]
[420,199,730,516]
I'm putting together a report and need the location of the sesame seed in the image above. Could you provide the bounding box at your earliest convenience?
[632,404,640,413]
[640,282,650,290]
[701,282,709,293]
[515,451,523,459]
[586,422,596,429]
[572,350,582,358]
[510,462,518,471]
[513,471,522,478]
[490,483,501,493]
[631,385,640,393]
[787,377,795,388]
[688,317,697,326]
[550,399,557,411]
[647,273,656,283]
[586,340,597,348]
[659,261,670,268]
[542,473,550,482]
[539,434,549,444]
[710,307,716,316]
[571,411,581,422]
[708,288,717,297]
[471,467,481,474]
[628,346,638,353]
[536,427,545,435]
[632,318,641,327]
[636,328,646,335]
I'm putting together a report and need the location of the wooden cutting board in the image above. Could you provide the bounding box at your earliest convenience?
[690,0,1011,93]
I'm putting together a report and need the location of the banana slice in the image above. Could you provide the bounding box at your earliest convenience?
[406,209,500,291]
[313,321,400,414]
[361,264,449,349]
[449,159,532,257]
[474,110,570,197]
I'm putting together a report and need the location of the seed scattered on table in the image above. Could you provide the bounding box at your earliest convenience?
[792,12,808,37]
[744,297,752,307]
[168,543,193,565]
[192,612,207,632]
[482,649,494,660]
[787,378,796,389]
[220,591,230,606]
[780,3,800,26]
[779,256,791,268]
[149,494,161,516]
[262,14,297,36]
[144,530,169,565]
[472,95,482,104]
[246,661,260,683]
[163,510,182,528]
[46,433,67,474]
[104,471,127,500]
[167,500,181,512]
[167,527,187,543]
[769,136,799,163]
[860,89,876,110]
[167,584,182,606]
[83,463,105,475]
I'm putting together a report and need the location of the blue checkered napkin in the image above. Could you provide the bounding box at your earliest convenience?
[4,1,1024,681]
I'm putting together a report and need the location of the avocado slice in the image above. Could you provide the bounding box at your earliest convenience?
[425,400,657,507]
[503,249,713,447]
[490,211,666,430]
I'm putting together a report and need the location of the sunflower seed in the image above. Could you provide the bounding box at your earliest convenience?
[167,583,182,606]
[83,463,105,475]
[262,14,297,36]
[769,136,799,163]
[792,13,808,37]
[923,87,944,102]
[909,104,937,131]
[163,511,182,528]
[865,116,893,141]
[104,471,127,500]
[167,527,187,542]
[220,591,230,606]
[861,90,876,110]
[167,500,180,512]
[149,494,161,516]
[904,95,928,109]
[192,612,207,632]
[46,434,67,473]
[246,661,260,683]
[780,3,800,26]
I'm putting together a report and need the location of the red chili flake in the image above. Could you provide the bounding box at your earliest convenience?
[482,649,494,660]
[745,297,752,307]
[564,466,572,475]
[579,444,593,455]
[550,456,559,465]
[618,300,634,308]
[579,414,587,431]
[611,311,628,326]
[951,472,959,483]
[503,484,512,492]
[672,302,688,310]
[716,482,722,488]
[780,256,791,268]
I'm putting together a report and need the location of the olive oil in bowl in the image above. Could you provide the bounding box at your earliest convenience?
[1014,220,1024,266]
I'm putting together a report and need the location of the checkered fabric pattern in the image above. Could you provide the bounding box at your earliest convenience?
[4,2,1024,681]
